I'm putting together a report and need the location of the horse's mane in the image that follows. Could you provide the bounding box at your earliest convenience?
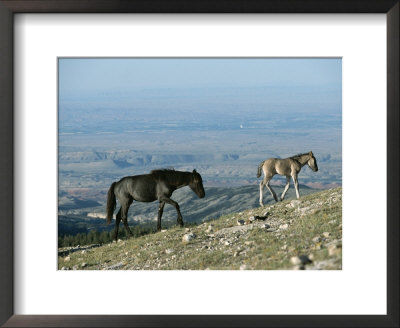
[150,168,176,175]
[150,168,191,185]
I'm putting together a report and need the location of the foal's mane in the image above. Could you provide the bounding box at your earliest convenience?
[290,152,311,160]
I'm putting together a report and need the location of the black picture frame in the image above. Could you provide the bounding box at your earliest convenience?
[0,1,398,327]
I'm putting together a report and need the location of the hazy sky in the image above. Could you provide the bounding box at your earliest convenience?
[59,58,341,97]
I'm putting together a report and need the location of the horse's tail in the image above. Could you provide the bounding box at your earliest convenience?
[106,182,117,225]
[257,160,265,178]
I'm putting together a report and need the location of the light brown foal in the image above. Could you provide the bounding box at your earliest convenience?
[257,151,318,206]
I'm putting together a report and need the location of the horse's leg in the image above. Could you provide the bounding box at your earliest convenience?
[157,201,166,231]
[159,196,183,227]
[292,174,300,199]
[265,176,278,202]
[113,208,122,241]
[259,180,265,206]
[121,198,133,237]
[280,176,291,201]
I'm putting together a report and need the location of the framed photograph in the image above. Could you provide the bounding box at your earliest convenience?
[1,1,398,327]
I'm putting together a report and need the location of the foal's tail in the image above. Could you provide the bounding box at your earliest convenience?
[106,182,117,225]
[257,160,265,178]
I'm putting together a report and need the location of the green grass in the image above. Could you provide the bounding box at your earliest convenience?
[59,187,342,270]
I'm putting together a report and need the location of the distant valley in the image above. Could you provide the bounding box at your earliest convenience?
[58,85,342,239]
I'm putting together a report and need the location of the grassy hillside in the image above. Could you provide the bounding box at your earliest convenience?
[58,187,342,270]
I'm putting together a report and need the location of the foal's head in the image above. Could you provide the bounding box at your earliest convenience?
[307,151,318,172]
[189,169,205,198]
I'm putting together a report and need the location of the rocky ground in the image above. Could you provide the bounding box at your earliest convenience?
[59,187,342,270]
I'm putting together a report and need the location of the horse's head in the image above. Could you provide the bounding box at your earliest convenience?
[307,151,318,172]
[189,169,205,198]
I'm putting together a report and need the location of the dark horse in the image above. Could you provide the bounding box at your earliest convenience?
[106,169,205,240]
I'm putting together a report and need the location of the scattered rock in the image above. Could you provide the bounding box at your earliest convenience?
[182,233,196,243]
[81,262,88,268]
[240,264,248,270]
[261,224,271,229]
[237,219,245,226]
[81,250,86,255]
[279,224,289,230]
[250,215,269,222]
[265,205,274,212]
[291,257,301,265]
[206,225,214,233]
[104,262,125,270]
[117,239,122,243]
[215,224,253,236]
[291,255,312,265]
[161,229,167,233]
[165,248,174,254]
[328,244,341,256]
[322,232,331,238]
[64,256,71,262]
[312,236,321,243]
[287,200,301,208]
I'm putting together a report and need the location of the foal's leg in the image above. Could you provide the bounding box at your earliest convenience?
[292,174,300,199]
[259,180,265,207]
[159,196,184,227]
[157,201,166,231]
[265,176,278,202]
[280,176,291,201]
[113,208,122,241]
